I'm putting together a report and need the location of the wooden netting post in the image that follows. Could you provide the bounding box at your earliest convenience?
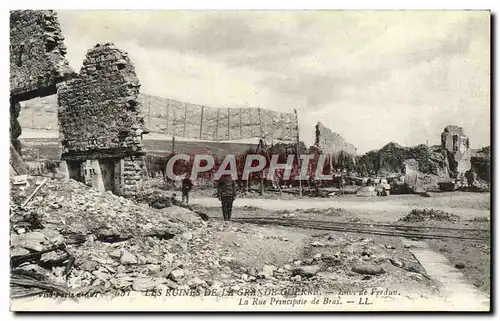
[294,109,303,198]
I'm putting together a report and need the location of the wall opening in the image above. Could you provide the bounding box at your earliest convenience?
[452,135,458,152]
[67,160,83,181]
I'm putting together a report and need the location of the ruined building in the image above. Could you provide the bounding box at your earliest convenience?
[314,122,357,156]
[10,10,73,175]
[10,10,147,196]
[441,125,472,179]
[58,43,147,196]
[10,10,73,155]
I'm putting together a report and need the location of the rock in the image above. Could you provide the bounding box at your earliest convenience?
[12,175,28,185]
[361,250,371,257]
[403,261,425,274]
[406,272,424,282]
[42,229,65,245]
[303,258,314,265]
[311,241,325,247]
[220,256,236,264]
[109,249,122,259]
[455,262,466,269]
[292,265,321,278]
[404,244,412,249]
[116,265,127,274]
[258,264,276,279]
[181,232,193,241]
[104,265,116,274]
[17,264,48,275]
[40,250,68,265]
[313,253,322,260]
[93,270,110,281]
[190,277,206,287]
[147,264,161,274]
[389,258,404,268]
[385,245,396,249]
[11,246,30,257]
[132,277,167,291]
[293,260,302,266]
[49,202,61,209]
[80,260,98,272]
[352,264,385,276]
[290,275,302,282]
[111,274,134,288]
[11,231,46,252]
[322,254,341,265]
[52,266,65,277]
[170,269,185,282]
[120,250,138,265]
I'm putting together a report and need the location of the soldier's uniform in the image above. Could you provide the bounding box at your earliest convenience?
[466,170,477,188]
[181,177,193,204]
[217,176,236,221]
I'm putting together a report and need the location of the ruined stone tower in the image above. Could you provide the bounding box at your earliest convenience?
[58,43,147,196]
[441,125,472,179]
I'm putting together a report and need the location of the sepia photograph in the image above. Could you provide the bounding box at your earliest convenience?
[8,8,491,312]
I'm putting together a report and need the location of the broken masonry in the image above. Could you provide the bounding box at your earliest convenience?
[9,10,74,155]
[441,125,471,180]
[58,43,148,197]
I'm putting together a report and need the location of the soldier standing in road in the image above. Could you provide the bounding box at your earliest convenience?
[181,177,193,204]
[466,169,477,189]
[217,174,237,221]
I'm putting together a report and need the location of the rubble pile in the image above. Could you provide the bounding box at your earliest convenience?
[9,176,202,297]
[357,143,445,177]
[15,178,193,240]
[400,209,460,223]
[10,176,436,299]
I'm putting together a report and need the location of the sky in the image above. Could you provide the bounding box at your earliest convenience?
[56,10,490,154]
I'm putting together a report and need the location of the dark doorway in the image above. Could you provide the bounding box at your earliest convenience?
[67,160,83,182]
[100,159,117,192]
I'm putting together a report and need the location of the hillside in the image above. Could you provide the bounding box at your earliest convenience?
[20,137,254,161]
[18,93,196,132]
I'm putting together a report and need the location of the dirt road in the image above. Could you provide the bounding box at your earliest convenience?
[191,193,490,222]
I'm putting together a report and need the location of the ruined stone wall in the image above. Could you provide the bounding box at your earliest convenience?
[10,10,73,154]
[441,125,471,178]
[314,122,357,155]
[123,158,145,197]
[10,10,73,101]
[58,43,145,160]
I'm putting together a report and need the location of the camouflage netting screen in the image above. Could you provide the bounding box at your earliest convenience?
[144,95,298,142]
